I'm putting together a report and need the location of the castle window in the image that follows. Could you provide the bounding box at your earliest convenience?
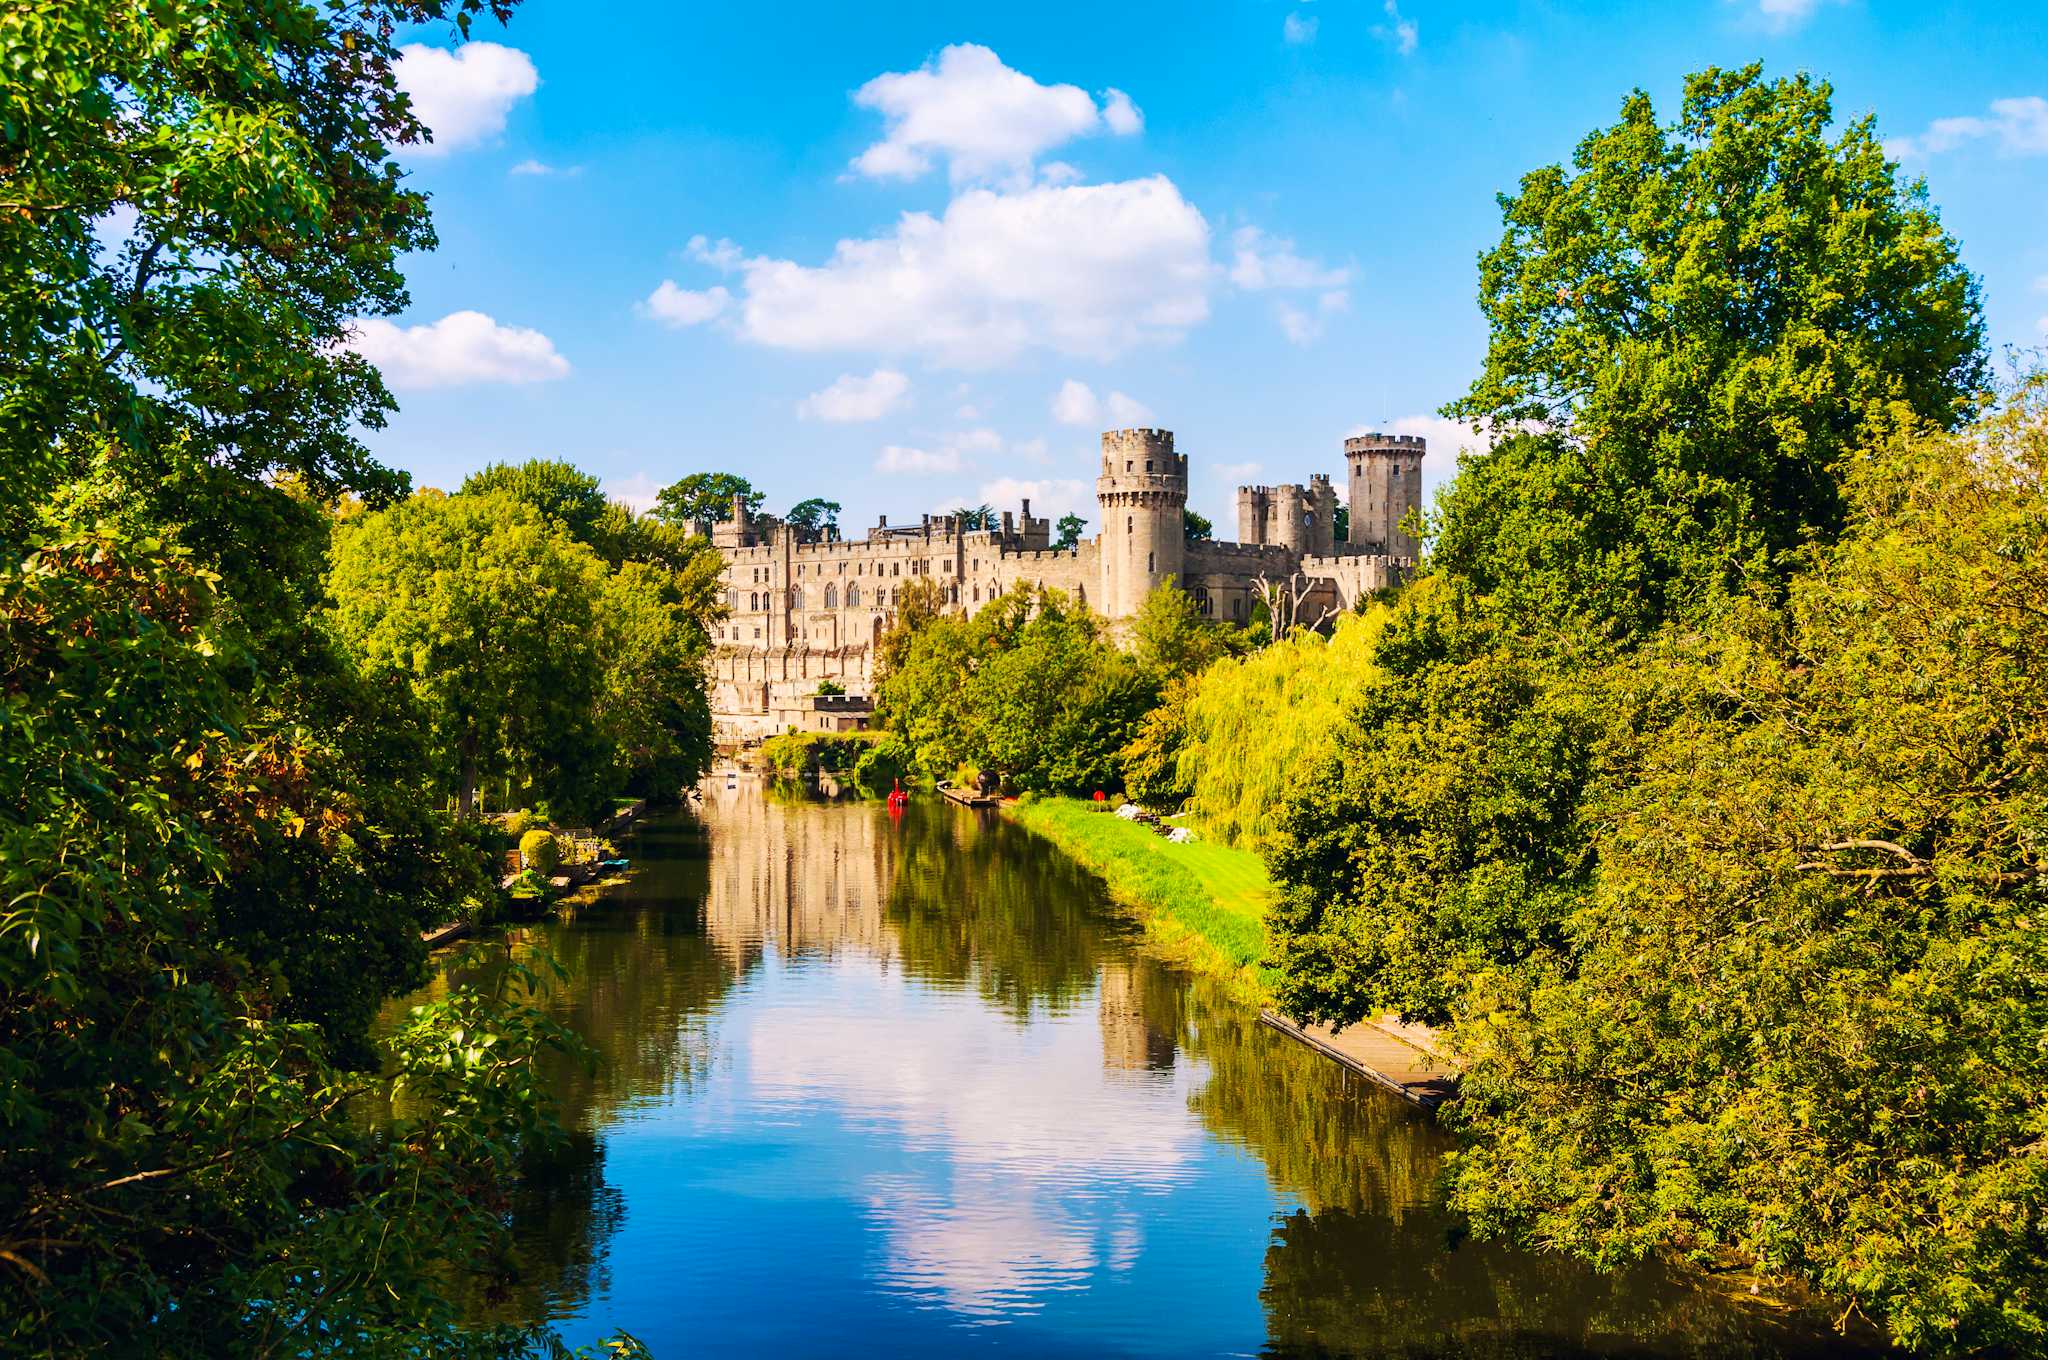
[1146,460,1153,473]
[1147,552,1155,573]
[847,584,860,607]
[1232,597,1244,619]
[790,586,804,609]
[825,585,837,608]
[750,592,759,610]
[1126,515,1133,534]
[1194,585,1212,616]
[892,562,900,577]
[972,585,980,603]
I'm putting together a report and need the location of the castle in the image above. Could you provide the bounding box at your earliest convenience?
[708,428,1424,741]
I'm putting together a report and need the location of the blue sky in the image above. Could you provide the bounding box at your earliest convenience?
[360,0,2048,534]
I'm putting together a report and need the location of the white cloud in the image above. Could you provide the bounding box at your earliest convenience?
[1050,380,1153,427]
[394,42,538,156]
[1738,0,1845,33]
[509,158,578,177]
[1275,301,1323,346]
[644,280,732,327]
[686,176,1212,367]
[1887,96,2048,160]
[604,472,663,514]
[798,368,912,422]
[877,444,960,474]
[1374,0,1418,55]
[850,45,1142,186]
[1230,226,1353,291]
[1102,88,1144,137]
[1283,12,1319,44]
[344,310,568,389]
[975,477,1092,521]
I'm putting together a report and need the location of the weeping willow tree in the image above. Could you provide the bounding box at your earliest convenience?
[1124,607,1388,851]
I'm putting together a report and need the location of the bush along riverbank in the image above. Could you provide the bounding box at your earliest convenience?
[1004,796,1276,1000]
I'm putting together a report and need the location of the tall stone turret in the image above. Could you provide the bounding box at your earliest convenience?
[1096,428,1186,619]
[1344,432,1424,558]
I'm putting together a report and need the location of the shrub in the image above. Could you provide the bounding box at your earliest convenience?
[518,828,559,876]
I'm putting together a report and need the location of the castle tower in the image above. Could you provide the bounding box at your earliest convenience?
[1097,428,1186,619]
[1344,433,1424,558]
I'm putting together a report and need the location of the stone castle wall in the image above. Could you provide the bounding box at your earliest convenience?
[709,426,1422,741]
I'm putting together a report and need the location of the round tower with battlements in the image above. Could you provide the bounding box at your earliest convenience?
[1344,433,1424,558]
[1096,428,1186,619]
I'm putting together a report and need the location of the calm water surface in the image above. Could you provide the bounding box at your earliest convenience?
[410,786,1879,1358]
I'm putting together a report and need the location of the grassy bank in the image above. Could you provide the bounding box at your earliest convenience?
[1004,796,1277,998]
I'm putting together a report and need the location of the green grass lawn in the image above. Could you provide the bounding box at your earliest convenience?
[1004,796,1278,997]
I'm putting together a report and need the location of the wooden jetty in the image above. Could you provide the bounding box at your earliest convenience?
[940,786,1002,808]
[1259,1009,1461,1109]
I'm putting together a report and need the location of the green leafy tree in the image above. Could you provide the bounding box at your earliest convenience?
[1447,385,2048,1354]
[784,497,841,538]
[654,472,763,525]
[462,459,610,543]
[1182,508,1213,541]
[595,562,716,798]
[1438,64,1985,635]
[875,585,1158,793]
[1130,577,1234,683]
[955,503,997,531]
[1268,63,1991,1031]
[1053,512,1086,550]
[328,491,613,818]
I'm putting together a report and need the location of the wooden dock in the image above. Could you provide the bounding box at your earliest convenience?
[940,786,1002,808]
[1259,1010,1460,1109]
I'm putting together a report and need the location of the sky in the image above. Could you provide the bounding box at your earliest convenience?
[359,0,2048,535]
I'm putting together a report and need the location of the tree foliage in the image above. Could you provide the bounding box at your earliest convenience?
[784,497,841,539]
[462,459,610,543]
[653,472,761,525]
[1446,388,2048,1354]
[1054,512,1086,550]
[874,585,1158,794]
[1440,64,1985,636]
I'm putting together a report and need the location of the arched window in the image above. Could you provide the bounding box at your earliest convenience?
[790,585,804,609]
[1193,585,1212,617]
[824,584,838,608]
[949,583,959,604]
[749,592,759,610]
[873,618,884,642]
[846,584,860,608]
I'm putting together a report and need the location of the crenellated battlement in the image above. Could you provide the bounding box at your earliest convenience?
[1344,432,1427,454]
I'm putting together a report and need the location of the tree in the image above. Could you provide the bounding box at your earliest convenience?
[785,497,841,539]
[462,459,609,543]
[1054,513,1086,550]
[1447,385,2048,1354]
[1130,577,1233,682]
[954,503,997,531]
[0,3,648,1352]
[874,585,1158,793]
[594,562,716,799]
[1183,508,1213,541]
[654,472,763,525]
[1438,64,1984,635]
[328,491,612,818]
[1267,63,1991,1031]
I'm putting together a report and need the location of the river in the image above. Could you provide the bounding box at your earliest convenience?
[408,786,1881,1357]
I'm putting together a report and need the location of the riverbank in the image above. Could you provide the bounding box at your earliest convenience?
[1002,796,1276,1000]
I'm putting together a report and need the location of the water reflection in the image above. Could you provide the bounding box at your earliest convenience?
[397,789,1879,1357]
